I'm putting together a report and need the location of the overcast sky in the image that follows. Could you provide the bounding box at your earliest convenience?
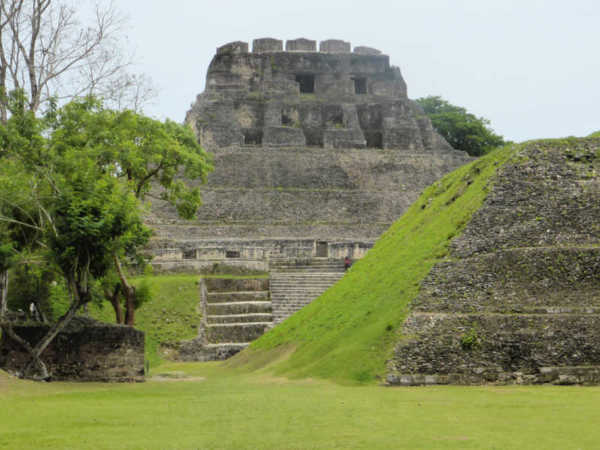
[116,0,600,142]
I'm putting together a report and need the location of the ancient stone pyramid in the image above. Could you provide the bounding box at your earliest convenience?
[149,38,471,272]
[388,138,600,385]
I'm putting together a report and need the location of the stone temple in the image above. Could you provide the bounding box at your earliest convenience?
[148,38,472,358]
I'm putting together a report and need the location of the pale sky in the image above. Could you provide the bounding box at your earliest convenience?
[117,0,600,142]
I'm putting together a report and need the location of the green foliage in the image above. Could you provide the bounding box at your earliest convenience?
[6,264,62,321]
[460,325,481,351]
[416,96,506,156]
[46,96,212,217]
[234,144,516,384]
[588,130,600,138]
[1,93,212,325]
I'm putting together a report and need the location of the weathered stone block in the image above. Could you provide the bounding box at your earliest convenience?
[323,129,366,149]
[263,126,306,146]
[203,278,269,292]
[253,38,283,53]
[353,46,382,55]
[217,41,249,55]
[286,38,317,52]
[319,39,351,53]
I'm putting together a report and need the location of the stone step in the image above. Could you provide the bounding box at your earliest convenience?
[415,247,600,313]
[206,313,273,324]
[206,322,272,343]
[203,278,269,292]
[207,291,270,304]
[206,301,272,315]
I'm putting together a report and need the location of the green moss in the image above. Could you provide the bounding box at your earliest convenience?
[231,144,517,384]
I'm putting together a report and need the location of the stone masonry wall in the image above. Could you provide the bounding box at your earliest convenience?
[388,138,600,385]
[0,317,145,382]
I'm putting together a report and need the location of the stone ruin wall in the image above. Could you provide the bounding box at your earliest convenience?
[186,37,448,152]
[150,38,472,273]
[0,317,145,382]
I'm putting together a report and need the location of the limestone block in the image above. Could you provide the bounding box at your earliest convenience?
[263,126,306,146]
[253,38,283,53]
[319,39,351,53]
[217,41,249,55]
[323,129,366,149]
[286,38,317,52]
[353,46,382,55]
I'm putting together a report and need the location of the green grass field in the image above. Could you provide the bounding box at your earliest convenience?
[2,364,600,449]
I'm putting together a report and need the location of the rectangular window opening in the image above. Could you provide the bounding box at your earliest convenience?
[243,129,263,145]
[296,74,315,94]
[281,112,293,126]
[316,241,328,258]
[183,249,196,260]
[353,77,367,95]
[226,250,241,258]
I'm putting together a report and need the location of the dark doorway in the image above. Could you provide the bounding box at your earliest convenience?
[243,129,263,145]
[183,249,196,260]
[281,112,293,126]
[316,241,328,257]
[365,131,383,149]
[353,77,367,94]
[296,74,315,94]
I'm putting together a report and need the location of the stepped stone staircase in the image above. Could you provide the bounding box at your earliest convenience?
[179,259,347,361]
[270,258,346,323]
[179,278,272,361]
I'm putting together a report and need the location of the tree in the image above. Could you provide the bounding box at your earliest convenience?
[46,97,212,325]
[0,94,212,378]
[415,96,506,157]
[0,0,154,121]
[0,94,150,378]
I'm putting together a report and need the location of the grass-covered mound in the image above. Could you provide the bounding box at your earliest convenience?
[230,144,516,384]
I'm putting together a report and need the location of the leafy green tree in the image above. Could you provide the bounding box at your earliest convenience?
[0,93,211,379]
[415,96,506,156]
[46,98,212,325]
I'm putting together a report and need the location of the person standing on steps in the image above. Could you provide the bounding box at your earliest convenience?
[344,256,352,271]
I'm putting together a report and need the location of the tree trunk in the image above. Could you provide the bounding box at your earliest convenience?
[2,322,49,380]
[3,278,89,380]
[105,284,123,324]
[124,295,135,326]
[0,269,8,320]
[113,253,136,326]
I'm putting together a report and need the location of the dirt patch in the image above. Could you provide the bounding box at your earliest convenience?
[150,371,205,382]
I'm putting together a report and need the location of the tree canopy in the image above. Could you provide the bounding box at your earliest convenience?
[0,93,212,378]
[415,96,506,157]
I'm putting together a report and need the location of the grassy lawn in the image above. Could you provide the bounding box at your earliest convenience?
[1,364,600,449]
